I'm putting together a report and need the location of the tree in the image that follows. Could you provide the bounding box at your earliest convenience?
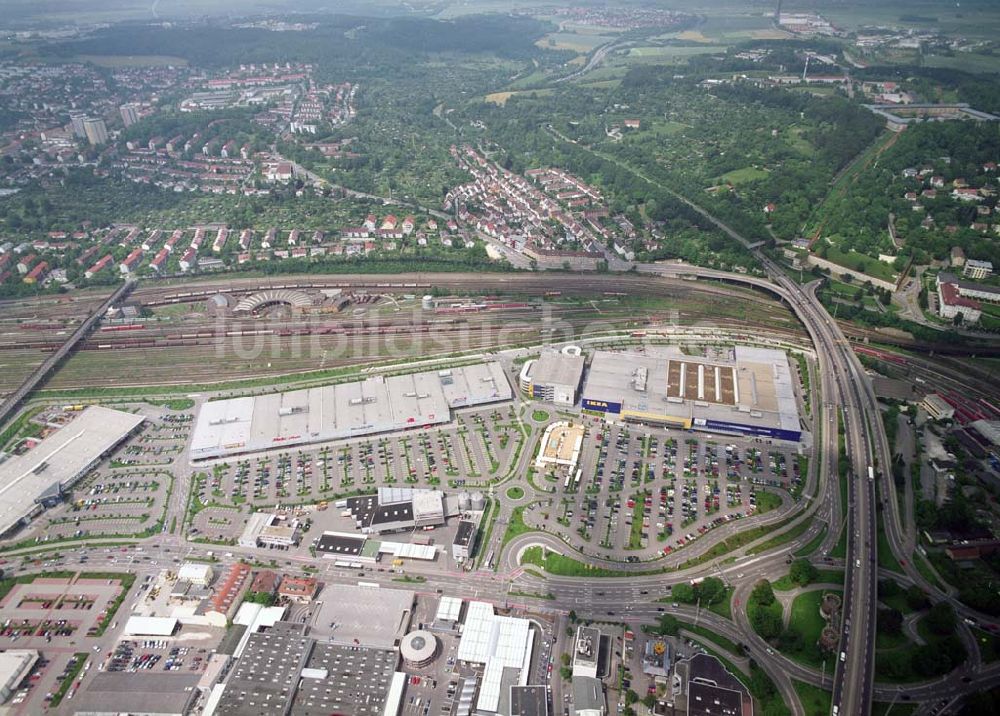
[905,585,930,612]
[671,583,696,603]
[697,577,726,605]
[568,609,577,623]
[789,558,819,586]
[926,602,957,636]
[642,694,656,710]
[751,606,783,640]
[559,666,572,681]
[877,607,903,635]
[561,653,571,667]
[654,614,680,636]
[625,690,638,706]
[750,579,776,606]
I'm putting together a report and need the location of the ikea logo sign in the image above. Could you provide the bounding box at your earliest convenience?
[583,398,621,413]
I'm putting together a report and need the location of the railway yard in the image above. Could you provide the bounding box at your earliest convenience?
[1,269,1000,716]
[0,274,804,393]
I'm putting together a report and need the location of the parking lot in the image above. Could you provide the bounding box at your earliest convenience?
[5,403,190,549]
[103,638,212,676]
[526,419,803,562]
[188,406,522,542]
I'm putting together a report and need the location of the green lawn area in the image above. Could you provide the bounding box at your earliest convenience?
[716,166,770,185]
[830,524,847,559]
[506,486,525,500]
[747,516,811,555]
[877,511,903,573]
[500,504,533,550]
[146,397,195,411]
[911,551,946,592]
[531,409,550,422]
[708,587,734,620]
[520,545,638,577]
[794,522,828,557]
[754,490,783,515]
[817,244,898,283]
[679,621,741,655]
[973,628,1000,663]
[779,590,842,669]
[793,680,832,716]
[773,569,844,592]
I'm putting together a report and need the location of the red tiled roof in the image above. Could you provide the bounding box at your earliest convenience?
[940,280,981,310]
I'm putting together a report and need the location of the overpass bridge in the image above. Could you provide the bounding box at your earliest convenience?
[0,279,136,430]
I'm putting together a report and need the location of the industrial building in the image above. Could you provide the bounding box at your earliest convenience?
[510,685,549,716]
[572,626,601,679]
[238,512,301,548]
[456,601,536,715]
[0,650,37,703]
[677,653,752,716]
[310,583,415,649]
[190,362,512,461]
[519,350,585,406]
[123,616,180,637]
[177,562,215,586]
[922,393,956,421]
[572,677,606,716]
[344,487,447,534]
[210,620,405,716]
[314,531,438,563]
[581,347,802,442]
[0,406,145,537]
[452,520,477,562]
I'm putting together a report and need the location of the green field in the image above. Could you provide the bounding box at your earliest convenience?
[627,45,727,59]
[780,590,842,669]
[717,166,770,186]
[537,32,614,53]
[76,54,189,67]
[793,680,833,716]
[818,244,898,283]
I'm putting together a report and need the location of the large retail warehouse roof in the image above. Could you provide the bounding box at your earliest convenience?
[0,406,144,536]
[582,346,801,440]
[190,362,511,460]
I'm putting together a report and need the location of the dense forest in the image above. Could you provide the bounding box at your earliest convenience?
[48,14,558,70]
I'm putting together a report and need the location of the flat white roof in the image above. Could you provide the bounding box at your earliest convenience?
[0,406,144,535]
[0,650,37,691]
[123,616,178,636]
[382,671,407,716]
[177,562,213,582]
[435,596,462,623]
[190,362,512,460]
[457,601,534,713]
